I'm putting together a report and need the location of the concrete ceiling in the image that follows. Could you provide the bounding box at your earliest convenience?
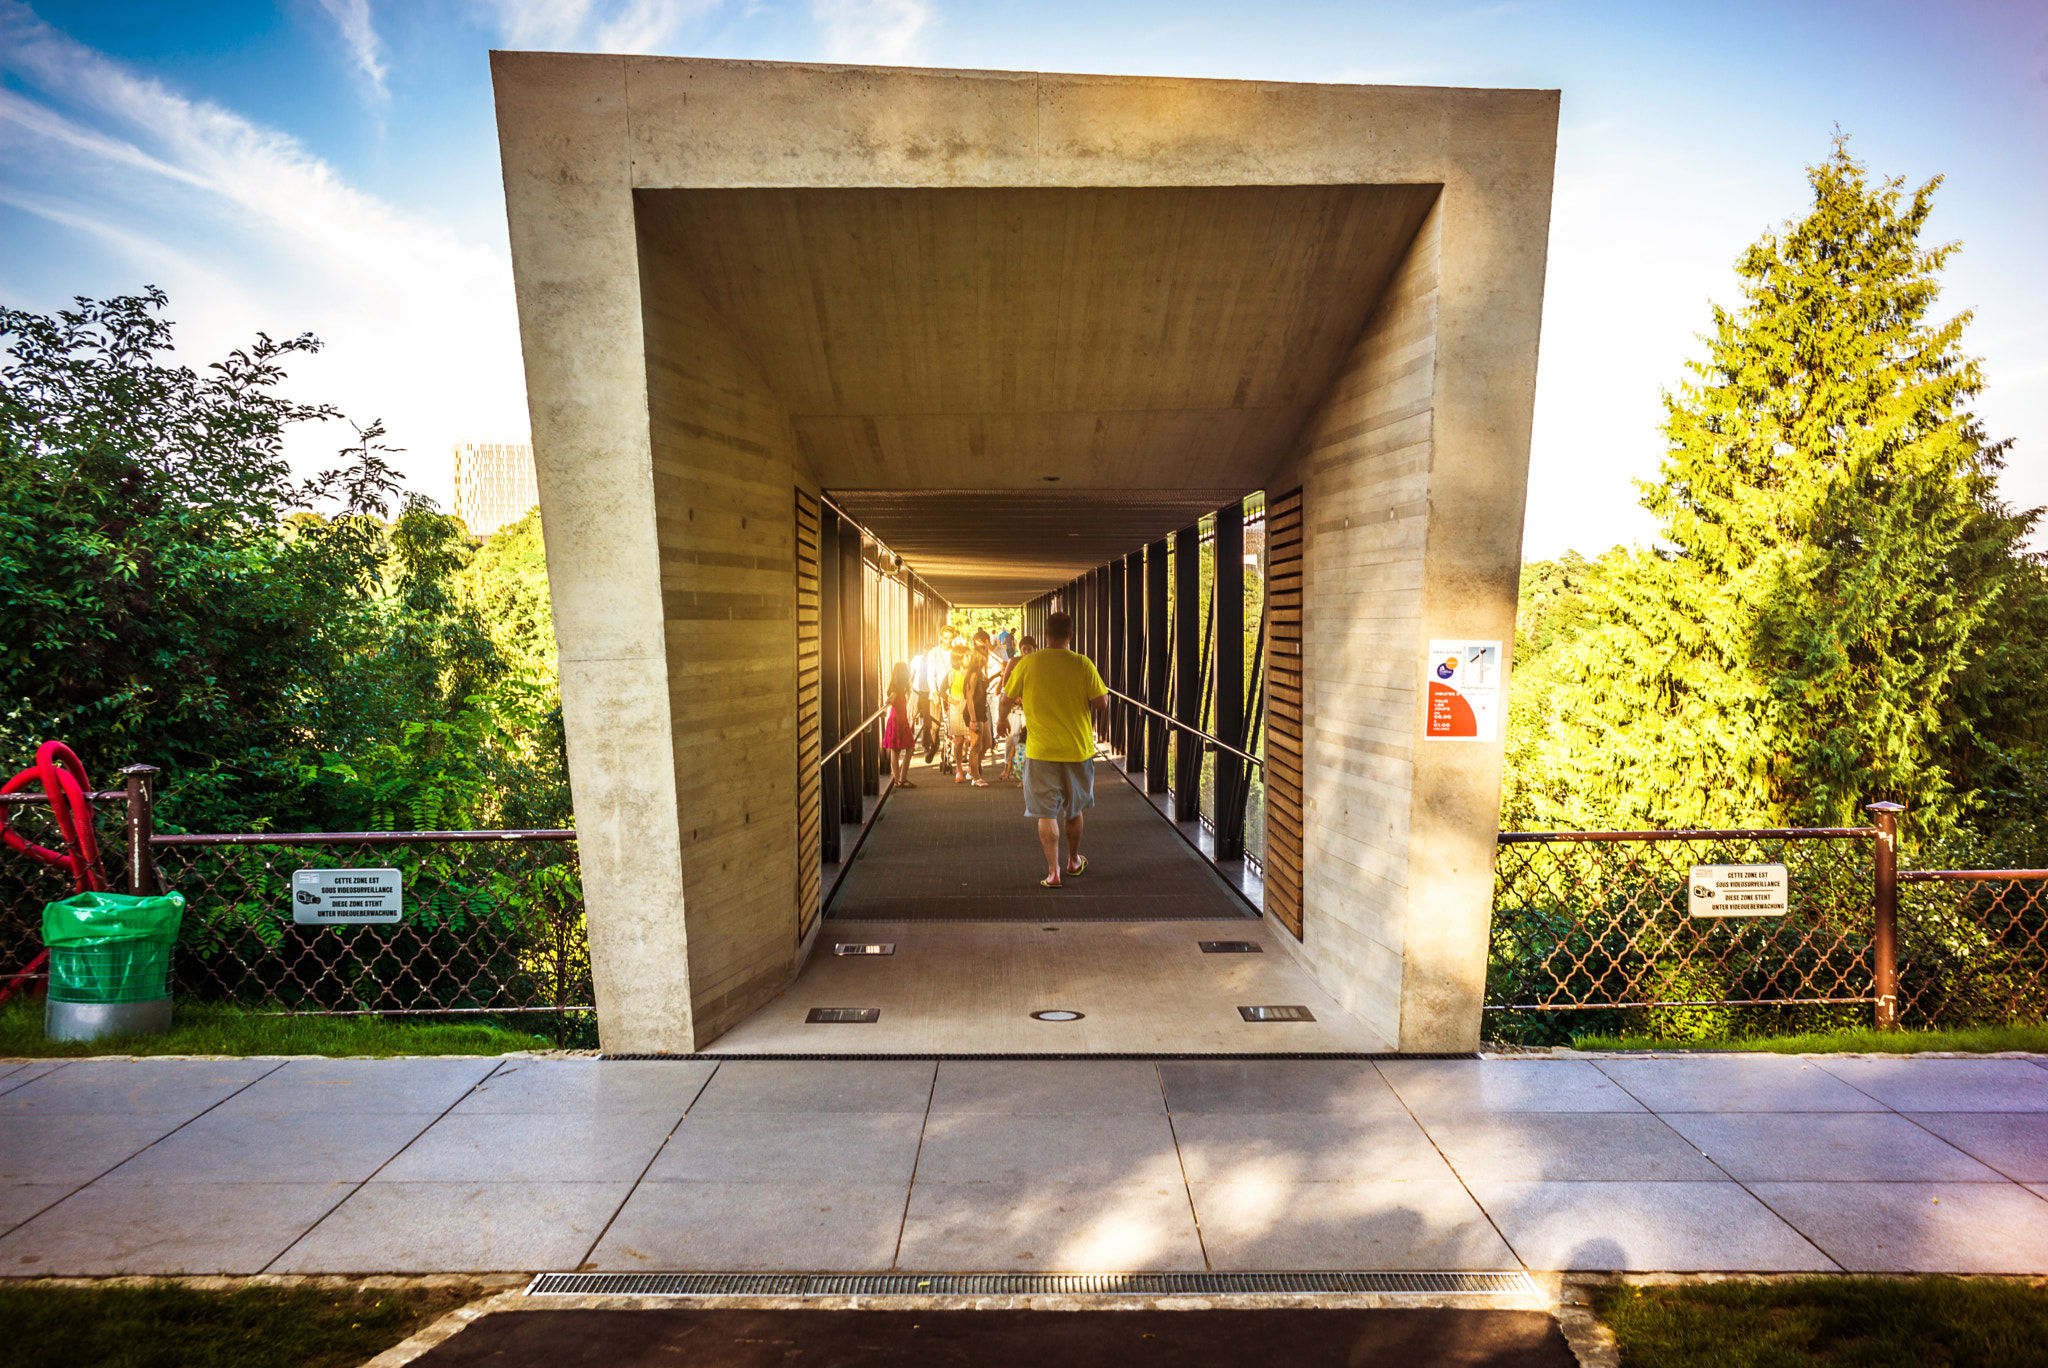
[829,489,1239,606]
[637,183,1438,603]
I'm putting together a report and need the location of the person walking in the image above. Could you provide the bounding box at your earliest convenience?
[920,638,949,765]
[909,647,934,759]
[883,661,917,789]
[1001,612,1107,887]
[960,640,993,786]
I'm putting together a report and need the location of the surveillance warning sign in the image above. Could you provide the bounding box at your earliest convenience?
[1424,640,1501,742]
[291,867,403,924]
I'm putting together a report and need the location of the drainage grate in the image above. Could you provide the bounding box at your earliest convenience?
[525,1271,1538,1298]
[833,943,896,956]
[1238,1005,1316,1022]
[805,1007,880,1023]
[1029,1010,1085,1022]
[1200,941,1263,953]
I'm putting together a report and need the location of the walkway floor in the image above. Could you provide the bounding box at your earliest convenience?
[4,1053,2046,1277]
[711,754,1381,1052]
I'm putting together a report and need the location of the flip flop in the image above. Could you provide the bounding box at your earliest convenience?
[1067,856,1089,877]
[970,779,989,787]
[1039,876,1063,889]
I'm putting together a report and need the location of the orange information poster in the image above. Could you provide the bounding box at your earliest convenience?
[1424,640,1501,742]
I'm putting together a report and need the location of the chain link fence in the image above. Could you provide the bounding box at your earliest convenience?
[1488,821,2048,1044]
[2,787,593,1039]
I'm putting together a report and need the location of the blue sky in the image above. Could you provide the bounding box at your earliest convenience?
[3,0,2043,557]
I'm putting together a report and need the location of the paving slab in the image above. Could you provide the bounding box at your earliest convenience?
[1466,1181,1838,1271]
[1814,1056,2048,1111]
[216,1058,500,1115]
[0,1183,76,1236]
[1170,1112,1454,1184]
[930,1059,1164,1114]
[1377,1061,1644,1118]
[684,1060,935,1114]
[913,1112,1185,1186]
[0,1180,353,1276]
[643,1113,924,1184]
[1158,1060,1406,1117]
[0,1061,68,1094]
[1905,1113,2048,1182]
[1420,1114,1727,1182]
[1660,1112,2007,1183]
[1750,1181,2048,1273]
[376,1110,681,1183]
[272,1180,632,1273]
[1,1113,189,1187]
[0,1057,277,1115]
[92,1109,435,1185]
[1188,1179,1518,1271]
[590,1180,909,1272]
[452,1059,716,1114]
[1594,1055,1886,1112]
[899,1178,1205,1271]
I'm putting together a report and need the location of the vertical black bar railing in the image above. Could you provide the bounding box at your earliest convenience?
[818,510,843,861]
[1213,500,1245,861]
[1172,524,1202,822]
[1145,540,1170,795]
[1124,550,1147,776]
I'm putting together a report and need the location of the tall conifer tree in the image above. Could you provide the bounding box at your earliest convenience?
[1520,140,2045,839]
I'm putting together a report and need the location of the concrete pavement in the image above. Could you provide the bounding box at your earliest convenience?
[3,1053,2045,1278]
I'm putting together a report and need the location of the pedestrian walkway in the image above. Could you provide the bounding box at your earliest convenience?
[4,1053,2045,1277]
[829,760,1252,922]
[712,754,1377,1052]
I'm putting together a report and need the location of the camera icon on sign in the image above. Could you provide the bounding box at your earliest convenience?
[295,890,322,906]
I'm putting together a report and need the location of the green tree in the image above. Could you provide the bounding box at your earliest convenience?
[1513,142,2046,843]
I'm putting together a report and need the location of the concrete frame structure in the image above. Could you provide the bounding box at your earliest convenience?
[493,54,1557,1052]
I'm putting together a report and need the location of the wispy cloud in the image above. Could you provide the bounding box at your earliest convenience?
[0,0,526,492]
[483,0,724,54]
[312,0,388,99]
[812,0,929,64]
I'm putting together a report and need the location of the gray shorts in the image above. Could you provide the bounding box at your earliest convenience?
[1023,757,1096,820]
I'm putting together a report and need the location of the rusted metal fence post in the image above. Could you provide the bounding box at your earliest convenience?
[1868,801,1904,1029]
[121,764,159,895]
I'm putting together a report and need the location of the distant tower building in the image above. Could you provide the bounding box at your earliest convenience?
[451,442,538,536]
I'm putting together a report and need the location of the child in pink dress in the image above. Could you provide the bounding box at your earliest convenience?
[883,661,916,789]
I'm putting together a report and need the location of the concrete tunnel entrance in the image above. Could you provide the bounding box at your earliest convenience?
[493,54,1558,1054]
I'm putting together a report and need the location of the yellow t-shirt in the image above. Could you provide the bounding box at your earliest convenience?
[1004,649,1107,762]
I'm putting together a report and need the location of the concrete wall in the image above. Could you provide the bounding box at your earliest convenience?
[638,211,818,1044]
[494,54,1555,1051]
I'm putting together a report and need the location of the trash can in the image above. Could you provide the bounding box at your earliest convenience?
[42,891,186,1042]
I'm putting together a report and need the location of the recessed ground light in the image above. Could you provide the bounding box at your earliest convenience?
[1237,1004,1315,1022]
[1042,475,1060,482]
[834,943,896,956]
[1031,1010,1085,1022]
[806,1007,880,1023]
[1042,926,1058,931]
[1200,941,1263,953]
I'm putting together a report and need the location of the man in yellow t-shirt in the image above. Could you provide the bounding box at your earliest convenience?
[1001,611,1108,888]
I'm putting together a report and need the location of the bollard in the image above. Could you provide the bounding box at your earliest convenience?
[1868,801,1904,1029]
[121,764,159,896]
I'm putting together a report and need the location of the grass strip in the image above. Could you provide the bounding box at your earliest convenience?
[0,995,558,1058]
[1570,1023,2048,1055]
[1593,1277,2048,1367]
[0,1280,475,1368]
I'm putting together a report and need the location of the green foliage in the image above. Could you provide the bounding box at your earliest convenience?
[1507,142,2047,849]
[1593,1277,2048,1368]
[0,290,573,836]
[0,1279,475,1368]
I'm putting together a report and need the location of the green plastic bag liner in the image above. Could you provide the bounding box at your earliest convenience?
[42,891,186,1005]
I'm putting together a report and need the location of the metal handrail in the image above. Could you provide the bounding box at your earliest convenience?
[0,790,128,805]
[818,701,892,768]
[152,829,577,846]
[1100,687,1262,768]
[1497,826,1875,844]
[1900,868,2048,882]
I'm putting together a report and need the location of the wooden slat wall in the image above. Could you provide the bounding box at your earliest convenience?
[795,490,823,940]
[1263,487,1305,940]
